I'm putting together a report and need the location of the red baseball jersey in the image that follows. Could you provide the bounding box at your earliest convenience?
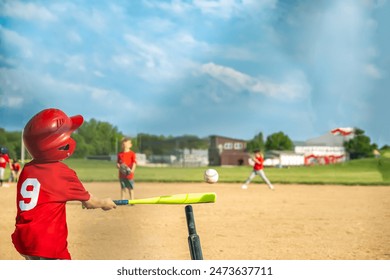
[253,155,264,171]
[12,162,20,172]
[0,153,10,168]
[11,160,90,259]
[12,162,21,172]
[117,151,137,179]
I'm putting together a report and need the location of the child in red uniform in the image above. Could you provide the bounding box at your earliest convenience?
[241,149,274,190]
[117,137,137,201]
[0,147,10,186]
[11,108,116,260]
[8,159,21,183]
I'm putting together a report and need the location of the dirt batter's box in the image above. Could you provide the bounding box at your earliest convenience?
[112,192,216,260]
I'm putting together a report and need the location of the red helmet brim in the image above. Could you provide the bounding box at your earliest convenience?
[70,115,83,131]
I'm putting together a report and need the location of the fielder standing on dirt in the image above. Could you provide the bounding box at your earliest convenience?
[117,137,137,201]
[242,149,274,190]
[0,147,10,187]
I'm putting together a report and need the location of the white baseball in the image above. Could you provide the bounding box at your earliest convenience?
[204,169,219,184]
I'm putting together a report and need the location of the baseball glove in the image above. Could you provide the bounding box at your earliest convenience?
[119,163,132,176]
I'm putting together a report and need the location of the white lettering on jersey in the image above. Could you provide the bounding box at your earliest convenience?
[19,178,41,211]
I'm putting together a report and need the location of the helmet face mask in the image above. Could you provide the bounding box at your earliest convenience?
[58,144,70,151]
[23,108,83,162]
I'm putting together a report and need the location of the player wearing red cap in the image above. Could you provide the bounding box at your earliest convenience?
[11,108,116,260]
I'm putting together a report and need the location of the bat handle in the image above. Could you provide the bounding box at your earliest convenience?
[185,205,203,260]
[113,200,129,205]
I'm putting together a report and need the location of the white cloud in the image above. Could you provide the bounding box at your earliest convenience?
[217,46,257,61]
[1,0,387,145]
[193,0,238,18]
[192,0,272,18]
[50,4,107,33]
[365,64,382,79]
[139,17,176,34]
[143,0,192,15]
[176,32,198,45]
[93,71,105,78]
[145,0,276,19]
[0,54,16,67]
[64,55,86,72]
[0,1,57,22]
[0,67,137,117]
[79,8,107,33]
[0,26,33,58]
[0,96,24,108]
[194,0,277,19]
[111,54,136,68]
[121,34,181,80]
[201,62,309,100]
[89,88,133,110]
[124,34,166,64]
[67,31,83,44]
[363,0,388,9]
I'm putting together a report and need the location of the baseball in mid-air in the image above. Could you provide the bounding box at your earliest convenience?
[204,168,219,184]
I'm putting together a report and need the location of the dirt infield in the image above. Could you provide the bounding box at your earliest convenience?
[1,182,390,260]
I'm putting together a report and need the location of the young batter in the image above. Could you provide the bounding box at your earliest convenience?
[11,108,116,260]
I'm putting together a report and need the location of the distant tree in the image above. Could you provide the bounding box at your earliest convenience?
[72,133,90,158]
[136,133,208,156]
[0,128,23,159]
[344,128,377,159]
[1,120,124,159]
[246,132,265,152]
[174,135,209,151]
[136,133,168,155]
[265,131,293,151]
[75,119,123,157]
[380,145,390,151]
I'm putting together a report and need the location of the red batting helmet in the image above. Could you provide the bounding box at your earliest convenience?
[23,108,83,161]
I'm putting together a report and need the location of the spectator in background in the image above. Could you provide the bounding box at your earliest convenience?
[9,158,22,183]
[0,147,10,187]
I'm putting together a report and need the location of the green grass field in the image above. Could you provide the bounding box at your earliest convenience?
[59,157,389,185]
[6,157,389,185]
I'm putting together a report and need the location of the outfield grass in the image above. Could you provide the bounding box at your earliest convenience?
[5,158,388,185]
[57,158,390,185]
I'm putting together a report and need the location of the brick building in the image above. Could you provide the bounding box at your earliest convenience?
[208,135,250,166]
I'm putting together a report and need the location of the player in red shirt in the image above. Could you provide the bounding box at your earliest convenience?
[0,147,10,187]
[117,137,137,201]
[241,149,274,190]
[8,159,21,183]
[11,108,116,260]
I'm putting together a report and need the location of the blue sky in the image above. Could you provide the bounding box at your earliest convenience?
[0,0,389,146]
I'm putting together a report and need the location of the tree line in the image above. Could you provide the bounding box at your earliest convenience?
[0,119,384,160]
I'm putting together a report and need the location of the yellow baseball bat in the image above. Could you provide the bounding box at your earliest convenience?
[113,192,216,205]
